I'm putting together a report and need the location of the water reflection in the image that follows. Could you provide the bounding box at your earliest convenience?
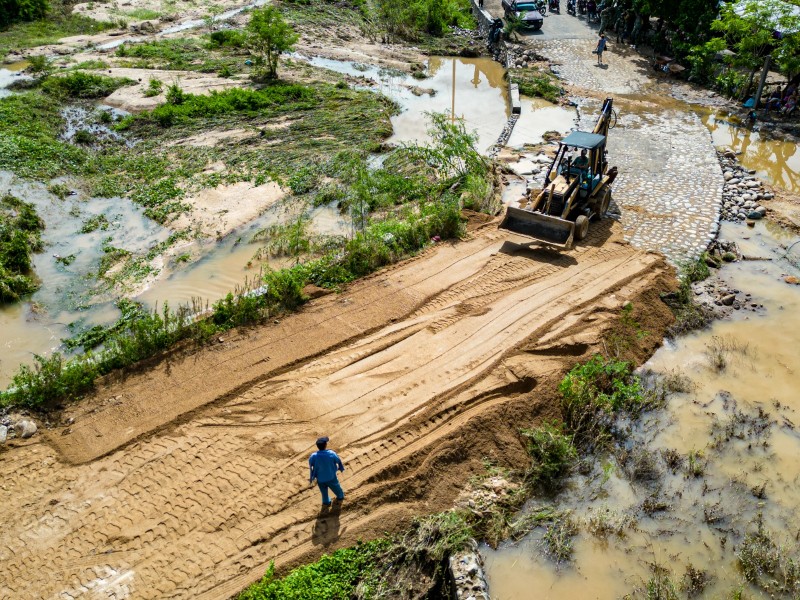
[701,111,800,193]
[295,54,510,152]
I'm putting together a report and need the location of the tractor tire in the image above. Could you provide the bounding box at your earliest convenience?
[593,188,611,220]
[600,189,611,216]
[575,215,589,241]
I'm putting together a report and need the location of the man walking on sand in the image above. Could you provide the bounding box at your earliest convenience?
[309,436,345,507]
[594,33,607,66]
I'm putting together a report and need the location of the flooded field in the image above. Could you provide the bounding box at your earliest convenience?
[0,53,515,386]
[482,220,800,598]
[295,54,511,151]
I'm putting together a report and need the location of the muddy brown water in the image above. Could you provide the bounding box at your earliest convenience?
[295,54,512,152]
[701,110,800,194]
[482,220,800,598]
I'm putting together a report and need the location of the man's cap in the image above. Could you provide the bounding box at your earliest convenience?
[316,436,329,445]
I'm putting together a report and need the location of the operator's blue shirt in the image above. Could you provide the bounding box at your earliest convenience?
[309,449,344,483]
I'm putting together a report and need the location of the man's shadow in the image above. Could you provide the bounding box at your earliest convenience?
[312,504,346,547]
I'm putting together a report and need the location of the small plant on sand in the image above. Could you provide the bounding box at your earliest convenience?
[143,77,163,97]
[47,182,70,199]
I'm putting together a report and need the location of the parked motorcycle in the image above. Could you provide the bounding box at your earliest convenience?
[549,0,560,13]
[567,0,576,15]
[533,0,547,14]
[577,0,586,14]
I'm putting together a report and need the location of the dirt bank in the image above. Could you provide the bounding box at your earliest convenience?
[0,219,675,599]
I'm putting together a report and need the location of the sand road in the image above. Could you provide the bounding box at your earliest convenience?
[0,220,673,599]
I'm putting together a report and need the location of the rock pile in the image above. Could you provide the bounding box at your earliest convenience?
[507,48,548,69]
[0,414,39,444]
[691,240,765,316]
[718,150,772,222]
[449,540,491,600]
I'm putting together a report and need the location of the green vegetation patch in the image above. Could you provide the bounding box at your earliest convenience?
[41,71,135,99]
[0,193,45,302]
[509,68,563,104]
[239,541,388,600]
[663,254,713,336]
[522,422,577,493]
[0,92,88,179]
[559,355,652,449]
[0,8,115,59]
[115,37,245,74]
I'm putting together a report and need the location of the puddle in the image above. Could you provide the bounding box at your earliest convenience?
[295,54,511,152]
[507,97,577,147]
[61,106,132,146]
[0,171,171,385]
[700,110,800,193]
[136,202,349,308]
[0,163,350,385]
[483,219,800,598]
[0,61,32,98]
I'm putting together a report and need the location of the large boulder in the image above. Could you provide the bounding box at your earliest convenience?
[14,419,37,439]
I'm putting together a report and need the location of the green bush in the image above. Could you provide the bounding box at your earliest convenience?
[146,85,316,127]
[0,0,49,27]
[41,72,135,99]
[510,69,562,103]
[559,355,647,448]
[0,193,44,302]
[375,0,473,39]
[238,541,388,600]
[208,29,247,48]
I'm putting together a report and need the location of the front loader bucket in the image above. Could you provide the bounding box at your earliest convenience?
[499,206,575,249]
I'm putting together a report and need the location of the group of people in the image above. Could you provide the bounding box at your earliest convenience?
[765,83,798,117]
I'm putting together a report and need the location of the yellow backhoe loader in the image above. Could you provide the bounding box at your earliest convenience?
[500,97,618,249]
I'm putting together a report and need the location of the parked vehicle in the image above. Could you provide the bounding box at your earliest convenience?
[567,0,576,15]
[501,0,545,30]
[549,0,560,12]
[577,0,586,14]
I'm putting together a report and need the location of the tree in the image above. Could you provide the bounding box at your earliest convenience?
[0,0,49,27]
[246,6,299,81]
[711,0,800,92]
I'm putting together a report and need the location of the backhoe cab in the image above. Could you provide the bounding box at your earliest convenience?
[500,97,617,249]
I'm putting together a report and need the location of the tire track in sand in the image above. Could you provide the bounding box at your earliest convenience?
[0,228,671,599]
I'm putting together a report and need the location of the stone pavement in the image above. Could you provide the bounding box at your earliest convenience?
[498,13,724,263]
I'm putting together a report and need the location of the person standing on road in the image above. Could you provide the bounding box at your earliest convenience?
[594,33,607,66]
[309,436,345,507]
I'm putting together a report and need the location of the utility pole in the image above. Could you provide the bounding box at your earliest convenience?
[754,55,771,110]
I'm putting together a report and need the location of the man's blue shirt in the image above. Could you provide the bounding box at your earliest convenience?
[309,449,344,483]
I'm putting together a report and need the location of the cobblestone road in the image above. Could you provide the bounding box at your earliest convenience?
[495,7,723,262]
